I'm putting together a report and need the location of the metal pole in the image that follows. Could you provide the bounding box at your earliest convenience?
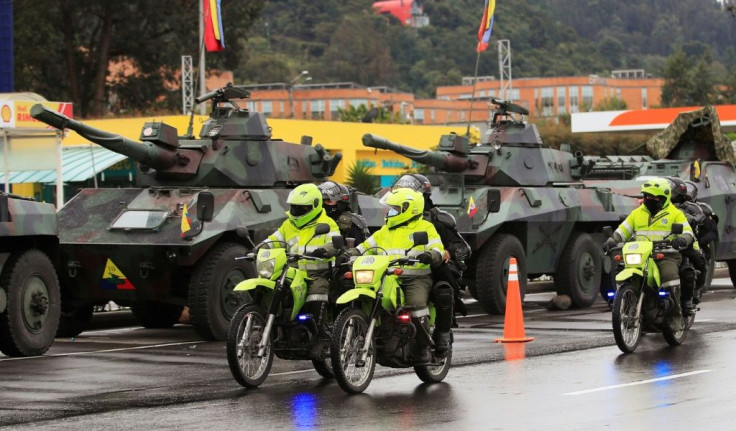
[89,144,98,188]
[2,130,8,193]
[55,130,63,208]
[198,0,206,115]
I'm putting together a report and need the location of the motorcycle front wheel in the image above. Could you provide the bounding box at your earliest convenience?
[612,283,642,353]
[330,308,376,394]
[227,304,274,388]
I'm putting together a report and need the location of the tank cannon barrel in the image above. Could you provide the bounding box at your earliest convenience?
[362,133,470,173]
[30,104,180,170]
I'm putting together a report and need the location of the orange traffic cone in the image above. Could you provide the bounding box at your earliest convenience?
[495,257,534,343]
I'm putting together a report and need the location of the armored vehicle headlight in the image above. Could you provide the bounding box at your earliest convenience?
[625,254,642,265]
[257,259,276,278]
[354,270,374,284]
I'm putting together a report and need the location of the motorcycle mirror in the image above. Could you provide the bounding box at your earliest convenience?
[671,223,683,235]
[412,231,428,246]
[602,226,613,238]
[196,191,215,222]
[235,226,255,248]
[314,223,330,236]
[332,235,346,250]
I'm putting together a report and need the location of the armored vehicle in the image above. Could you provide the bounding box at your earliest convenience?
[0,192,60,356]
[585,105,736,289]
[362,99,642,315]
[30,84,347,341]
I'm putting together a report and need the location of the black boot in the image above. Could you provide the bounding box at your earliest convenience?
[412,343,431,364]
[306,301,328,358]
[433,331,451,359]
[682,298,695,317]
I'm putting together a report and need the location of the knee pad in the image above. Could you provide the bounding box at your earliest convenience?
[680,267,696,285]
[431,282,454,310]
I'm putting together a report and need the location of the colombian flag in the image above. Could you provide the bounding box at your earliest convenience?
[476,0,496,53]
[204,0,225,52]
[467,196,478,218]
[181,204,192,237]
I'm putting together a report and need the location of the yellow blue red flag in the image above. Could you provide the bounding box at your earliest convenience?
[467,196,478,218]
[181,204,192,237]
[204,0,225,52]
[476,0,496,53]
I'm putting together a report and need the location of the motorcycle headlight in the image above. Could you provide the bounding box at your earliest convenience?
[257,259,276,278]
[354,270,374,284]
[625,254,642,265]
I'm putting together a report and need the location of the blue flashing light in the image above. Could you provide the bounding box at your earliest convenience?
[606,292,615,298]
[658,290,668,297]
[297,314,310,321]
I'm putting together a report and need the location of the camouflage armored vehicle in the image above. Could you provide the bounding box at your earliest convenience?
[30,84,351,341]
[363,99,642,315]
[0,192,60,356]
[585,105,736,289]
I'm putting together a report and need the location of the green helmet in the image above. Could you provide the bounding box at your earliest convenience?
[286,183,322,227]
[380,187,424,228]
[640,177,671,213]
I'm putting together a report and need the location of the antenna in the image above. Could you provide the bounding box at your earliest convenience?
[498,39,512,101]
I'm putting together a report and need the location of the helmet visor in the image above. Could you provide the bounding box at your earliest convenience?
[290,204,312,217]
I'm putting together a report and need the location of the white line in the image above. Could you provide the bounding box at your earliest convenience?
[562,369,711,396]
[0,341,203,362]
[457,313,487,319]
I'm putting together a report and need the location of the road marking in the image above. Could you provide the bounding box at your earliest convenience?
[0,341,203,362]
[562,369,711,395]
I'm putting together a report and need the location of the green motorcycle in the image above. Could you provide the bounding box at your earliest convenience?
[226,224,335,388]
[604,224,696,354]
[330,232,452,394]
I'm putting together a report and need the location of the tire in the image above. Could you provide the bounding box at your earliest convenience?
[414,342,452,383]
[663,318,689,346]
[611,283,642,354]
[554,233,602,308]
[188,242,255,341]
[700,241,716,293]
[56,304,94,338]
[726,259,736,289]
[475,234,527,315]
[0,249,60,357]
[130,301,184,329]
[330,308,375,394]
[312,358,335,380]
[226,304,273,388]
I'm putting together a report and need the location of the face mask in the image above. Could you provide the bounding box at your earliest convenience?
[387,208,399,217]
[325,204,340,219]
[643,197,662,214]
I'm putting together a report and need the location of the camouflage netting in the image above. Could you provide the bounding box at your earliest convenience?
[646,106,736,166]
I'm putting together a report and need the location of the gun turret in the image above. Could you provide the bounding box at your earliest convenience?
[362,133,476,173]
[31,104,184,171]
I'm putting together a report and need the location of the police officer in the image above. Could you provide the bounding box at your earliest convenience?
[666,177,707,312]
[263,183,341,355]
[318,181,370,245]
[684,180,719,262]
[352,188,445,363]
[603,178,695,321]
[393,174,472,324]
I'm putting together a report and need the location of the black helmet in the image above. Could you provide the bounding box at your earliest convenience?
[318,181,350,204]
[666,176,687,204]
[392,174,432,197]
[684,181,698,202]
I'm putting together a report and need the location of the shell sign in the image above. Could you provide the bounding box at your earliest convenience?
[0,101,73,128]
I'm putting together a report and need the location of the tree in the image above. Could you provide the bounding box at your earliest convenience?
[594,97,627,111]
[346,161,380,195]
[660,47,717,108]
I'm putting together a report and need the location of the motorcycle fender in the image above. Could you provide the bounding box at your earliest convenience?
[615,267,643,283]
[336,288,376,305]
[382,276,403,310]
[648,260,661,287]
[234,278,275,292]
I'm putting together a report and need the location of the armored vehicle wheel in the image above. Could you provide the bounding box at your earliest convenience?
[554,233,602,308]
[729,259,736,289]
[131,301,184,329]
[227,304,273,388]
[0,249,60,357]
[188,242,255,341]
[56,303,94,338]
[475,234,527,315]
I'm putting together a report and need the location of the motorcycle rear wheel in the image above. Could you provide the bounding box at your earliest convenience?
[612,283,642,353]
[330,308,375,394]
[414,346,452,383]
[227,304,273,388]
[312,358,335,380]
[663,313,693,346]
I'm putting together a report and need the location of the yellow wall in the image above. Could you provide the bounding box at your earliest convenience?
[61,116,467,183]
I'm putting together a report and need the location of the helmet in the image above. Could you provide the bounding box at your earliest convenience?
[318,181,350,204]
[640,177,671,213]
[392,174,432,197]
[380,187,424,228]
[286,183,322,227]
[684,181,698,202]
[666,176,687,204]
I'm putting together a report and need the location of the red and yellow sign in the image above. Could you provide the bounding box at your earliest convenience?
[0,100,73,129]
[571,105,736,133]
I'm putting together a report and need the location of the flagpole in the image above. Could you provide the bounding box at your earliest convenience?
[465,50,481,138]
[198,0,206,115]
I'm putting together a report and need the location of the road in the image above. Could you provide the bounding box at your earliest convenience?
[1,277,734,429]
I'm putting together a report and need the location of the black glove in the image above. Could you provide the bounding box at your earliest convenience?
[417,252,433,265]
[602,238,617,253]
[309,248,329,258]
[672,236,688,250]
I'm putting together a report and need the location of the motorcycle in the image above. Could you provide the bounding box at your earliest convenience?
[226,223,336,388]
[329,232,452,394]
[603,224,696,354]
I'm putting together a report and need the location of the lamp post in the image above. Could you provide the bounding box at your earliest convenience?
[288,70,311,119]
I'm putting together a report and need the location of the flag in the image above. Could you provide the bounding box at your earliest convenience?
[476,0,496,53]
[181,204,192,237]
[204,0,225,52]
[467,196,478,218]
